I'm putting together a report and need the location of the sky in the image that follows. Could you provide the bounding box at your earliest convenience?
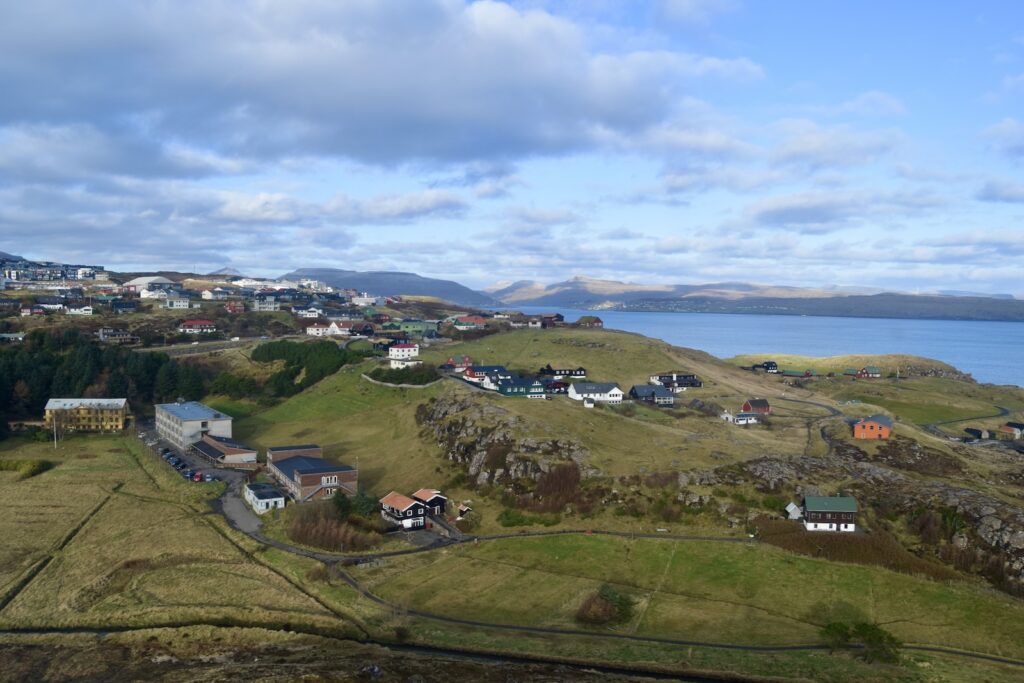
[0,0,1023,294]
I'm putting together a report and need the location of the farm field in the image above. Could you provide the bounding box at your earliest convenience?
[355,534,1024,660]
[0,434,349,635]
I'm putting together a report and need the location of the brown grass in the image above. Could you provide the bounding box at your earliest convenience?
[754,517,960,581]
[287,503,383,552]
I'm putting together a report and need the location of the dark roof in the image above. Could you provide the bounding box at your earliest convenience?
[745,398,770,409]
[858,414,893,428]
[246,483,284,500]
[803,496,857,513]
[1006,422,1024,430]
[572,382,621,394]
[274,455,353,480]
[205,434,253,450]
[268,444,321,452]
[630,385,674,399]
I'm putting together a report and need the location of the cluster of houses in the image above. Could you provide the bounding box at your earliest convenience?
[439,359,705,409]
[720,398,772,426]
[965,420,1024,441]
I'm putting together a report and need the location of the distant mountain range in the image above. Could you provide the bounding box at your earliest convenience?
[208,267,244,276]
[282,268,499,307]
[485,276,1016,308]
[0,251,25,261]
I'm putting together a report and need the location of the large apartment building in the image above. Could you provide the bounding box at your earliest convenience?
[44,398,129,432]
[154,401,233,450]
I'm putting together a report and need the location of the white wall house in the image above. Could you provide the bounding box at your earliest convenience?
[164,297,191,309]
[388,343,419,360]
[306,322,350,337]
[567,382,624,404]
[67,305,93,315]
[244,483,286,514]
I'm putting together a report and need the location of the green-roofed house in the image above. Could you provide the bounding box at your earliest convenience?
[802,495,857,533]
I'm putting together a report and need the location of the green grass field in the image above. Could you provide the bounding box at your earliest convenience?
[356,534,1024,659]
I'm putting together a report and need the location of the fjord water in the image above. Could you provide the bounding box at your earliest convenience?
[519,308,1024,387]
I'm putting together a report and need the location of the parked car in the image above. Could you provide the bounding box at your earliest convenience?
[192,471,203,482]
[175,463,187,471]
[203,473,215,482]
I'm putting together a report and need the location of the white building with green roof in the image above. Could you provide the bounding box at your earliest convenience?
[802,495,857,532]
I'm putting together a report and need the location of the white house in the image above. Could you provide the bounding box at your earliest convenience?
[306,321,350,337]
[154,401,233,450]
[66,305,93,316]
[390,358,423,370]
[388,343,419,360]
[123,276,174,292]
[251,297,280,312]
[164,296,191,309]
[244,483,286,514]
[201,288,228,300]
[139,287,169,300]
[734,412,760,426]
[567,382,624,404]
[802,496,857,533]
[294,305,323,319]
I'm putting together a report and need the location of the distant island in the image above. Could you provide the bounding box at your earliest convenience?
[610,293,1024,323]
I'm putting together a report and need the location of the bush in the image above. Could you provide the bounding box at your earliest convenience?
[852,622,901,663]
[287,502,383,551]
[368,364,440,385]
[576,584,635,625]
[821,622,851,652]
[496,508,559,527]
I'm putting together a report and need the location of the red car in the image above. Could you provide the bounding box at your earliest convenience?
[192,471,203,482]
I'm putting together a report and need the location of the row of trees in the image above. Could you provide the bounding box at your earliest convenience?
[212,340,361,400]
[0,329,205,422]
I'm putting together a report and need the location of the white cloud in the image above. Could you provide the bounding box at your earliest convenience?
[983,117,1024,158]
[771,119,902,169]
[977,179,1024,203]
[837,91,907,117]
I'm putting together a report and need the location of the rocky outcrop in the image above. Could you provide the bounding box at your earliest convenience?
[416,394,598,487]
[692,447,1024,585]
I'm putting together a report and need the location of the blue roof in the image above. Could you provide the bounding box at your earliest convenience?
[631,385,674,399]
[275,455,353,480]
[156,401,231,421]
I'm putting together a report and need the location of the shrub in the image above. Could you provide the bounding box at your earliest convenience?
[287,502,383,551]
[368,365,440,385]
[496,508,559,527]
[576,584,635,625]
[852,622,901,663]
[821,622,851,652]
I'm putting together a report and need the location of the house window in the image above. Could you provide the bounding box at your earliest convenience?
[406,510,412,516]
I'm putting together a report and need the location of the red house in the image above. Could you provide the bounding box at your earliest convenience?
[742,398,771,415]
[178,319,217,334]
[223,301,244,314]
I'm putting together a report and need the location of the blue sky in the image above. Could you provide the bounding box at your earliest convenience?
[0,0,1022,294]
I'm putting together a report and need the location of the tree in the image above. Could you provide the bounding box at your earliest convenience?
[153,363,179,402]
[177,364,205,401]
[821,622,851,653]
[852,622,901,663]
[333,489,353,519]
[351,490,378,518]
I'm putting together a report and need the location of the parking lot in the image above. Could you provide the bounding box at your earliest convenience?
[135,423,236,485]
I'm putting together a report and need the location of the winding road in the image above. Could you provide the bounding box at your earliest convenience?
[210,478,1024,671]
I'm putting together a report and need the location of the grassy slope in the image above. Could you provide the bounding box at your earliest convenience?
[0,434,342,632]
[358,534,1024,659]
[234,362,455,493]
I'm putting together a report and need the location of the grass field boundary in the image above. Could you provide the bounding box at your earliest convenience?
[0,494,112,613]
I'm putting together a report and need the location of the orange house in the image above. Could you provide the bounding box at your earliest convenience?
[854,414,893,440]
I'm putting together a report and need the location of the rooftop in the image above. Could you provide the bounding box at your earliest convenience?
[46,398,127,411]
[268,444,321,452]
[246,483,285,500]
[858,414,894,428]
[412,488,446,502]
[274,455,353,481]
[380,491,418,510]
[631,384,674,398]
[572,382,621,393]
[803,496,858,513]
[156,401,231,421]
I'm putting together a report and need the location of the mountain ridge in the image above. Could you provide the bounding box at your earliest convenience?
[282,268,499,306]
